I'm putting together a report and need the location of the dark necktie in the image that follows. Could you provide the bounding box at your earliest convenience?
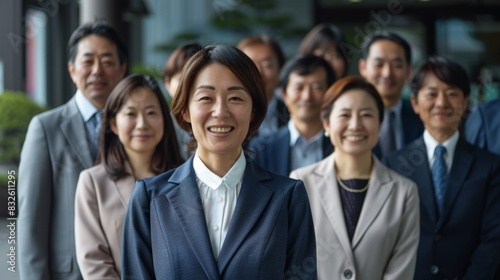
[90,111,103,161]
[432,145,447,215]
[381,110,397,156]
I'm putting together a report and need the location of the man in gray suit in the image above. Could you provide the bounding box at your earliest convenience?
[18,22,127,279]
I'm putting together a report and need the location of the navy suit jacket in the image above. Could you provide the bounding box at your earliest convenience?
[121,156,317,280]
[384,137,500,280]
[250,125,333,177]
[465,98,500,156]
[374,99,424,158]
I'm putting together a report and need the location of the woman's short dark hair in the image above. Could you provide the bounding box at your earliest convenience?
[411,56,470,98]
[236,34,285,69]
[299,23,348,75]
[100,74,184,180]
[170,44,268,153]
[321,75,385,125]
[162,43,203,83]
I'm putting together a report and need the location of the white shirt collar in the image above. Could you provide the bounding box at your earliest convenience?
[288,120,324,146]
[193,150,246,190]
[75,90,100,122]
[423,130,460,169]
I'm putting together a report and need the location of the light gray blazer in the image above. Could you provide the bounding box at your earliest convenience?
[18,97,92,280]
[290,153,420,280]
[75,163,136,279]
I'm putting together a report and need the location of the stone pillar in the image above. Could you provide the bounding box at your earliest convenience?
[78,0,129,62]
[0,0,24,92]
[80,0,118,26]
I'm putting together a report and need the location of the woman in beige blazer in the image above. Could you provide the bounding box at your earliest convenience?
[290,75,420,280]
[74,74,184,279]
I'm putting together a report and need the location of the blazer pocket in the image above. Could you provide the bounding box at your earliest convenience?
[50,254,72,273]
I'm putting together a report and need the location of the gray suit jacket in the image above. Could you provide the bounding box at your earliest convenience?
[75,163,136,279]
[290,154,420,280]
[18,97,93,280]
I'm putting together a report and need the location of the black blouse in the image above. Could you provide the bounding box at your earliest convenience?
[337,178,369,242]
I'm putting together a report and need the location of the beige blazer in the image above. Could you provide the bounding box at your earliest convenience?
[290,153,420,280]
[75,163,136,279]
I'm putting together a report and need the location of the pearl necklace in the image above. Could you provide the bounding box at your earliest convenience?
[336,176,369,193]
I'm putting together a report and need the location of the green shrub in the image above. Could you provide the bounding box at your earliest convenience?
[0,174,7,188]
[0,91,46,165]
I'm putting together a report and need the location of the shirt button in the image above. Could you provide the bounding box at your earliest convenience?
[430,265,439,275]
[217,196,223,203]
[343,269,353,279]
[212,224,219,231]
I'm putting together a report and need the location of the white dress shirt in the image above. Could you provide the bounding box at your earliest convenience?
[423,130,460,174]
[288,121,324,172]
[193,150,246,259]
[75,90,101,139]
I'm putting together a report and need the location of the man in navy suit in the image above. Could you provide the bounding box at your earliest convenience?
[384,57,500,280]
[358,32,423,158]
[465,98,500,156]
[250,54,336,176]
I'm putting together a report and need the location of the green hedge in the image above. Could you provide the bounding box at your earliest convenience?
[0,91,46,165]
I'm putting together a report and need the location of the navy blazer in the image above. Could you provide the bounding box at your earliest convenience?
[374,99,424,158]
[465,98,500,156]
[384,137,500,280]
[250,125,333,177]
[121,156,317,280]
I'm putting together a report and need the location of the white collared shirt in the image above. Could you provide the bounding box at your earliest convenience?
[75,90,101,139]
[75,90,100,123]
[288,121,324,171]
[193,150,246,259]
[423,130,460,174]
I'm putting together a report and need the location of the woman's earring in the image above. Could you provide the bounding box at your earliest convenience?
[324,131,330,138]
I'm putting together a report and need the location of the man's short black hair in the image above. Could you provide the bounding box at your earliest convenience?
[361,31,412,64]
[279,54,336,92]
[67,21,128,66]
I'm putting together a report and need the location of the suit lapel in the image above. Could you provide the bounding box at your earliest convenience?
[352,157,392,248]
[316,155,356,265]
[217,160,274,273]
[281,129,291,175]
[164,160,220,280]
[112,162,137,209]
[437,139,473,229]
[410,138,439,225]
[60,98,94,168]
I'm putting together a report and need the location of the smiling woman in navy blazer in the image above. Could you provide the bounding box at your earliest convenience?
[121,45,317,280]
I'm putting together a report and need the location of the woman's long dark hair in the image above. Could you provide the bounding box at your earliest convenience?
[99,74,184,180]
